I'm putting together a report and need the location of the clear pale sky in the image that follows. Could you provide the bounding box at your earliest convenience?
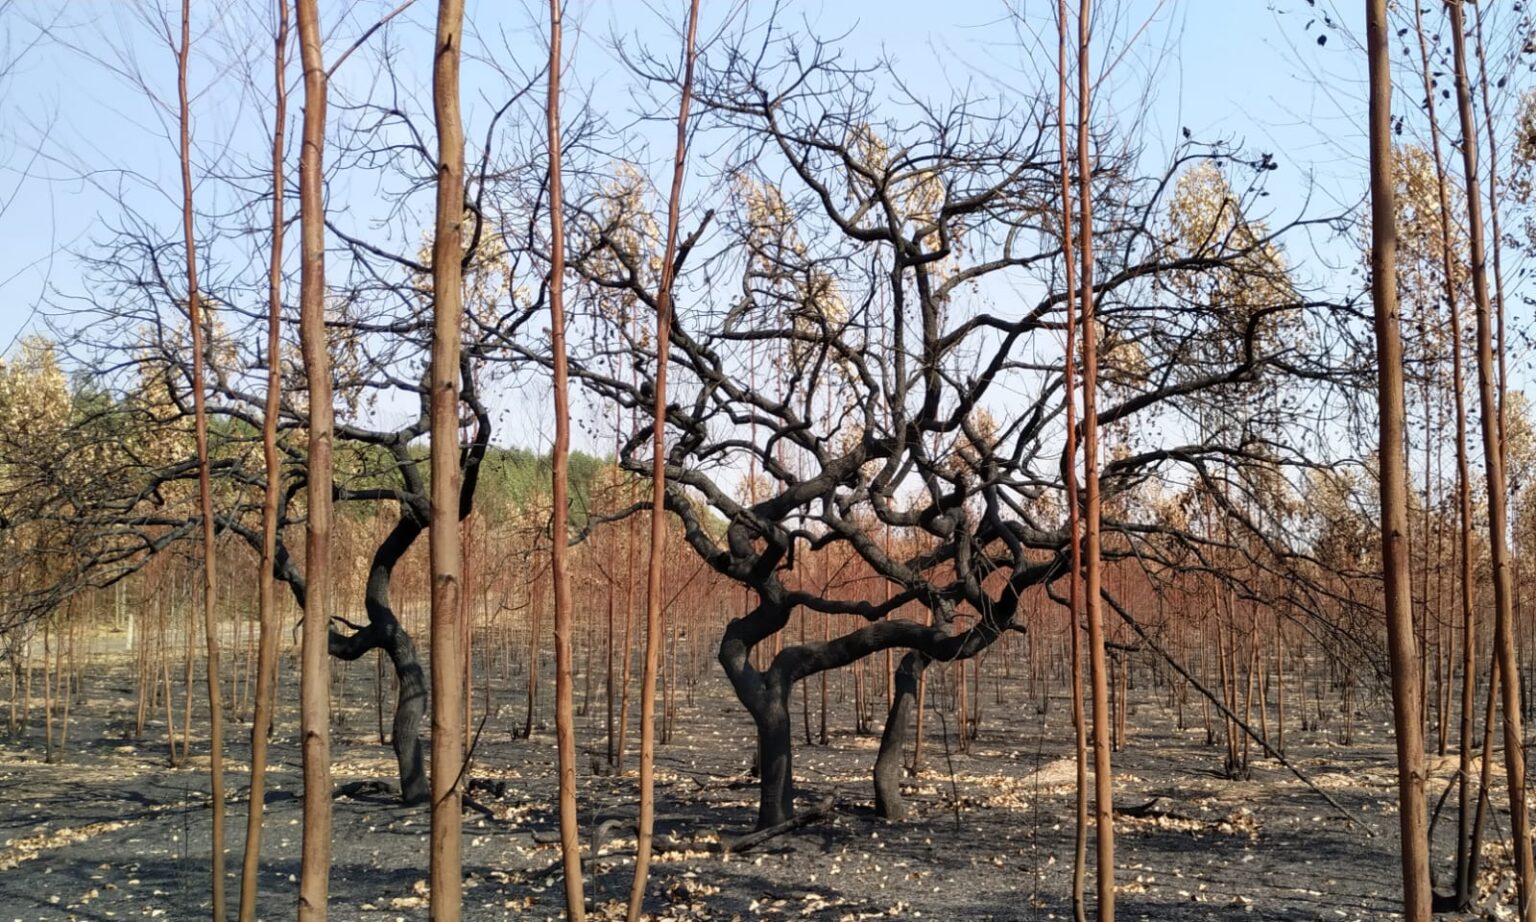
[16,0,1519,474]
[0,0,1376,355]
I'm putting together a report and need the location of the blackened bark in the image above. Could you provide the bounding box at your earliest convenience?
[330,614,428,805]
[719,552,1056,829]
[718,592,794,830]
[874,650,928,820]
[753,678,795,829]
[244,486,435,807]
[320,369,487,807]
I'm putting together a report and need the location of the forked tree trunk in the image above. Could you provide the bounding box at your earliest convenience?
[275,506,430,805]
[719,598,798,830]
[1364,2,1432,917]
[294,0,334,914]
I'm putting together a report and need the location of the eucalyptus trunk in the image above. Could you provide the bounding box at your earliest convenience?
[1365,1,1431,916]
[237,4,288,917]
[174,2,225,913]
[1447,4,1536,914]
[1075,2,1114,917]
[295,0,334,914]
[628,3,701,916]
[428,1,468,916]
[545,4,586,918]
[1410,2,1476,903]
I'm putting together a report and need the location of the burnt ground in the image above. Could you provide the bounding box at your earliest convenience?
[0,642,1519,922]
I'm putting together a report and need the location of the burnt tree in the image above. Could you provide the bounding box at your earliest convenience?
[538,22,1364,831]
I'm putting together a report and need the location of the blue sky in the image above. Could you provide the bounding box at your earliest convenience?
[0,0,1375,355]
[1,0,1498,467]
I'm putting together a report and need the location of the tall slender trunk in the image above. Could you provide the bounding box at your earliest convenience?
[1447,5,1536,915]
[1365,2,1431,916]
[1419,313,1438,758]
[464,523,475,748]
[606,525,617,766]
[628,4,699,917]
[617,463,638,771]
[1053,3,1087,913]
[238,5,288,918]
[1275,629,1285,754]
[544,5,585,918]
[43,620,53,762]
[160,600,177,764]
[1410,2,1477,902]
[428,2,468,917]
[819,599,829,745]
[885,528,894,711]
[57,616,72,758]
[182,582,193,763]
[1473,6,1520,891]
[1471,4,1510,436]
[1218,599,1238,773]
[525,566,541,738]
[174,2,225,913]
[1469,653,1501,891]
[14,640,26,738]
[294,0,333,914]
[800,609,812,746]
[664,601,679,743]
[1076,3,1113,917]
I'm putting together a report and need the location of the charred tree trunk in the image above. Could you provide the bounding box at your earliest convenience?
[719,597,798,830]
[873,650,929,820]
[748,675,797,829]
[328,515,431,806]
[721,574,1050,832]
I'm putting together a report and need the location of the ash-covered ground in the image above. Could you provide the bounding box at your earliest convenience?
[0,644,1510,921]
